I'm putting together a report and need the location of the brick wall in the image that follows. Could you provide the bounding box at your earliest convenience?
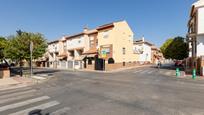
[0,68,10,79]
[105,62,140,71]
[84,61,141,71]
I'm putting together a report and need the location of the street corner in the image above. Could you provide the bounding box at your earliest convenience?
[0,78,20,87]
[12,76,36,85]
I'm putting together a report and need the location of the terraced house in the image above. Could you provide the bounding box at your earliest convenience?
[47,20,139,70]
[186,0,204,75]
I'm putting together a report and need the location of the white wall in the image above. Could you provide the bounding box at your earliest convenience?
[198,7,204,34]
[67,36,85,49]
[197,35,204,56]
[140,44,151,62]
[133,43,151,62]
[48,43,59,52]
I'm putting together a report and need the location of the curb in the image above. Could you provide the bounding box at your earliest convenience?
[35,64,153,73]
[70,64,153,73]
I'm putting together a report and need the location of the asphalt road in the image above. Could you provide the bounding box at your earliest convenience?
[1,66,204,115]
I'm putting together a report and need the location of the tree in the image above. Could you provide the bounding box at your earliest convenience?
[4,30,47,64]
[160,36,188,60]
[160,38,173,59]
[0,37,7,60]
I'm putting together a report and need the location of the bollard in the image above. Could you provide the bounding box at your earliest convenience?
[192,68,196,79]
[176,68,180,77]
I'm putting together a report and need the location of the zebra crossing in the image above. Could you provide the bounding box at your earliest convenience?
[133,69,157,74]
[131,68,174,76]
[0,86,70,115]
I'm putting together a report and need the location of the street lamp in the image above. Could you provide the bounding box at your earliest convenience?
[30,41,33,77]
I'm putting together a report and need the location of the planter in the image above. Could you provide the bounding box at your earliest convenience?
[0,67,10,79]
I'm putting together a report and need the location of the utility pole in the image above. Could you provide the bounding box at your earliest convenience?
[30,41,33,77]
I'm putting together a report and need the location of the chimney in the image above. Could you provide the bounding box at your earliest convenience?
[83,25,88,32]
[142,36,145,42]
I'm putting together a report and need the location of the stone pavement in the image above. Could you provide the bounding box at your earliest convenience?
[0,78,20,87]
[0,76,44,90]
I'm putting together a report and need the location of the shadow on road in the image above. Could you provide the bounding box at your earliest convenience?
[10,67,60,77]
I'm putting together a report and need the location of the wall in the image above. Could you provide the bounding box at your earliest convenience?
[0,68,10,79]
[67,36,85,50]
[197,35,204,56]
[98,21,139,63]
[133,43,151,62]
[198,7,204,34]
[141,44,151,62]
[48,42,59,53]
[113,21,139,63]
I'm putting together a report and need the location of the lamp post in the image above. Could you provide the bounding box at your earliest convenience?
[30,41,33,77]
[55,46,57,68]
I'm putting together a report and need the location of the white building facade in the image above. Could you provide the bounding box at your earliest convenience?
[133,38,152,63]
[188,0,204,57]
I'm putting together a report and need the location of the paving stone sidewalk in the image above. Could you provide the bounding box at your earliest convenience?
[0,76,45,90]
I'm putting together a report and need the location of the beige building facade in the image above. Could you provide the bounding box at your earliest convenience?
[47,20,140,70]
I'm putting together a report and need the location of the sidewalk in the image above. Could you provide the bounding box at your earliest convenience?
[0,75,43,90]
[0,78,20,87]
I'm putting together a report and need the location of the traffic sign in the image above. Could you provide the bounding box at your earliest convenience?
[101,50,107,58]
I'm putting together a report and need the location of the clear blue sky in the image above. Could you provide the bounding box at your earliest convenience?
[0,0,196,47]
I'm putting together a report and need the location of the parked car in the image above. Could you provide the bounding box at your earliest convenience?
[174,60,183,67]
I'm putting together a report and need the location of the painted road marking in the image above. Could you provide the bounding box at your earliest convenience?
[0,93,36,105]
[0,89,36,99]
[140,70,149,74]
[0,84,28,91]
[0,96,50,112]
[147,70,154,74]
[134,70,143,73]
[9,101,60,115]
[0,87,32,96]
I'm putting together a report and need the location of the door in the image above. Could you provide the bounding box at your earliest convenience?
[95,58,105,71]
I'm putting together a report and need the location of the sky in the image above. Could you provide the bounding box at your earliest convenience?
[0,0,196,47]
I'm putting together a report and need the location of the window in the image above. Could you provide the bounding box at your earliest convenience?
[108,58,115,64]
[89,36,95,48]
[122,47,126,55]
[88,59,92,65]
[103,30,109,38]
[63,42,66,51]
[96,39,98,46]
[102,47,110,54]
[78,40,81,43]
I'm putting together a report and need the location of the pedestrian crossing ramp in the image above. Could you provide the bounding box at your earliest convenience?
[0,86,70,115]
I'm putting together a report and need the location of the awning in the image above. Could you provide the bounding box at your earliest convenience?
[75,55,86,61]
[83,48,97,55]
[86,54,96,58]
[57,54,67,60]
[58,56,67,60]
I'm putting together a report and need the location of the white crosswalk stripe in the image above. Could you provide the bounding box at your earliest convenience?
[134,70,143,73]
[140,70,149,74]
[147,70,155,74]
[9,101,60,115]
[0,84,28,91]
[0,89,36,99]
[0,93,35,105]
[0,87,63,115]
[0,96,50,112]
[0,87,31,95]
[134,69,156,74]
